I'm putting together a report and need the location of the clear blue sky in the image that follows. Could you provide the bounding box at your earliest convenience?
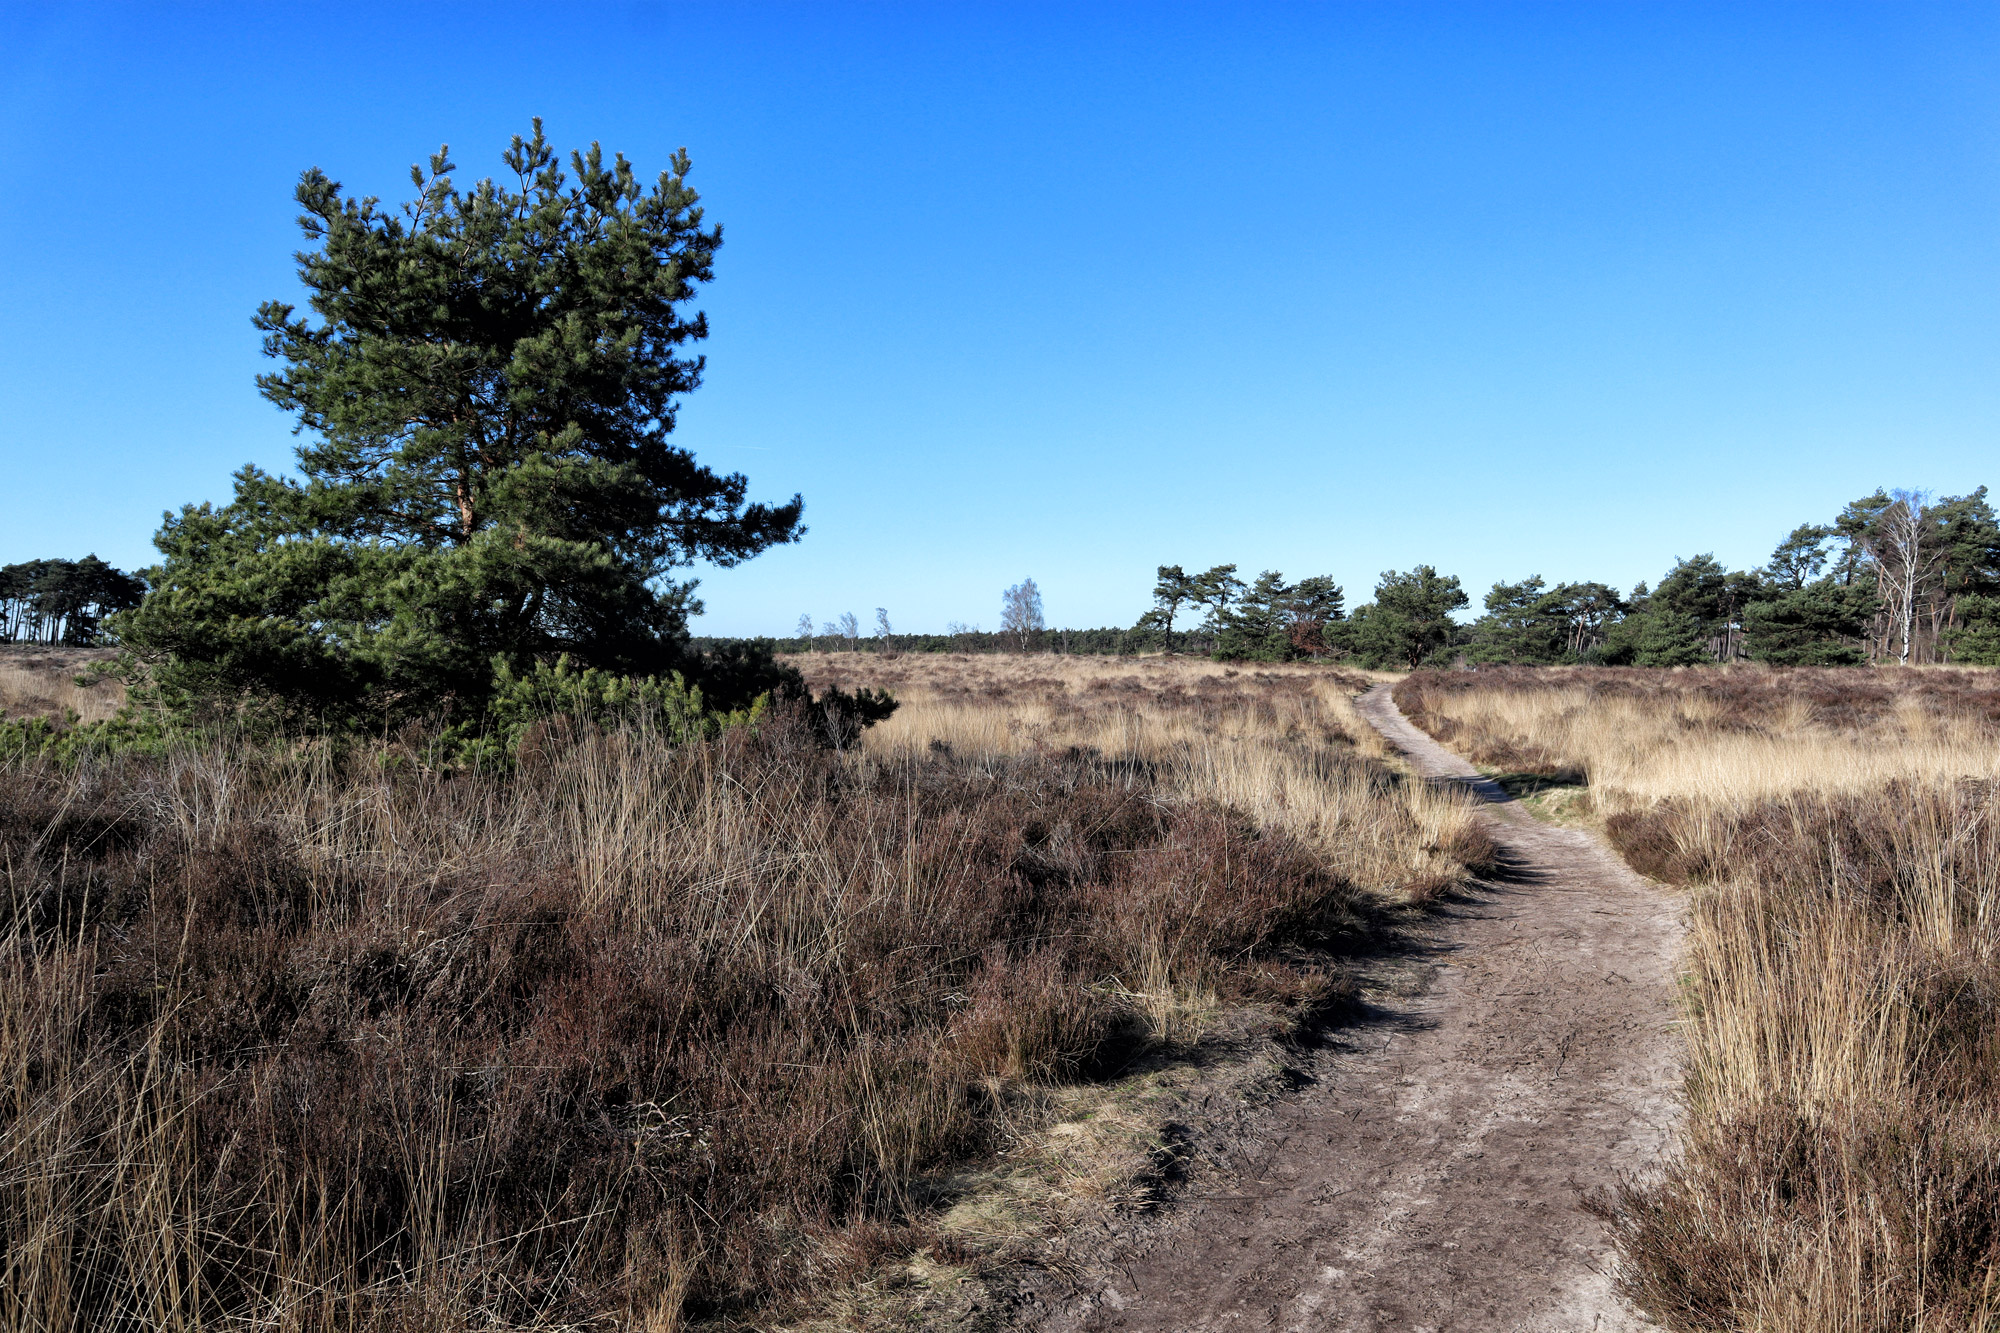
[4,2,1996,633]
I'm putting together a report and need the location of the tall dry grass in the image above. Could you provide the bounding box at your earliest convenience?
[0,657,1489,1331]
[1398,666,2000,1331]
[796,653,1482,904]
[0,648,123,724]
[1396,665,2000,813]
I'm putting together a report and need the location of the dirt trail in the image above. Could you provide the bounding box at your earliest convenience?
[1013,684,1684,1332]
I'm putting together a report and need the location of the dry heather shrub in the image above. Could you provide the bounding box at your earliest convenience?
[0,681,1440,1331]
[800,653,1487,901]
[0,648,123,725]
[1395,665,2000,812]
[1602,782,2000,1331]
[1397,667,2000,1330]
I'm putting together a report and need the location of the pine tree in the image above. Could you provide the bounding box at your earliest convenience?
[1134,565,1198,651]
[0,557,144,644]
[1465,575,1566,663]
[1742,581,1875,664]
[121,123,802,718]
[1213,571,1344,660]
[1343,566,1468,668]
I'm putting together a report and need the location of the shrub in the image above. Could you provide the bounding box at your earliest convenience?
[0,717,1375,1329]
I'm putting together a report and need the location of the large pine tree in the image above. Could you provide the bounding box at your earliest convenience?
[123,123,802,717]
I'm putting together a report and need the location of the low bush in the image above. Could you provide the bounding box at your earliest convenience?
[1395,666,2000,1329]
[0,698,1391,1330]
[1601,781,2000,1330]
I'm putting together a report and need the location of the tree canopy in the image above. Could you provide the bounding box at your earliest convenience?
[120,123,802,719]
[1121,482,2000,671]
[1344,566,1468,668]
[0,557,145,646]
[1212,570,1344,660]
[1135,563,1245,652]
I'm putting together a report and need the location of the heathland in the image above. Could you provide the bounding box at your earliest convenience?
[1397,666,2000,1329]
[12,118,2000,1333]
[0,651,1492,1330]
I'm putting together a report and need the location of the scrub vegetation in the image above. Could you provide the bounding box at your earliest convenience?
[0,653,1490,1330]
[0,647,124,726]
[1396,666,2000,1331]
[24,110,1999,1333]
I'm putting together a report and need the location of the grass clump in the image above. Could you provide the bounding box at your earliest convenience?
[0,656,1488,1330]
[1397,665,2000,1331]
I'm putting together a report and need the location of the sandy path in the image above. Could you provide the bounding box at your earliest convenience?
[1014,683,1683,1332]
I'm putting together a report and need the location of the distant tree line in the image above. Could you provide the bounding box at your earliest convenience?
[697,627,1165,657]
[0,557,145,646]
[1451,486,2000,667]
[1083,485,2000,669]
[1115,485,2000,669]
[762,577,1177,656]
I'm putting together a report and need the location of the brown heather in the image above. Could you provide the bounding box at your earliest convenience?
[0,654,1490,1331]
[1397,665,2000,1331]
[0,646,123,725]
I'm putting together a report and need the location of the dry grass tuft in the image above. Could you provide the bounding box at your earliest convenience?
[0,647,123,724]
[1398,666,2000,1331]
[798,653,1482,902]
[0,656,1487,1330]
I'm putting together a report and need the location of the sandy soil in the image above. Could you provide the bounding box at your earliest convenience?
[1006,683,1684,1332]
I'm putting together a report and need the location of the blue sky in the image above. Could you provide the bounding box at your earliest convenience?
[3,2,1996,633]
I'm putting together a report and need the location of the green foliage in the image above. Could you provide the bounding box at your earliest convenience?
[1189,564,1247,631]
[1134,563,1248,652]
[1212,570,1344,661]
[477,647,892,756]
[1831,489,1895,585]
[118,122,802,724]
[0,650,885,771]
[1943,594,2000,665]
[1763,524,1835,591]
[1648,555,1738,637]
[1605,554,1764,666]
[1739,516,1881,665]
[475,656,763,755]
[1740,524,1882,665]
[0,704,174,766]
[1631,607,1710,667]
[1341,566,1468,669]
[0,557,144,645]
[1931,488,2000,605]
[1742,580,1874,665]
[0,714,66,764]
[1135,564,1198,649]
[1462,575,1627,664]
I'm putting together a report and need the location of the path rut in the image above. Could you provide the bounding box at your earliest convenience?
[1016,683,1684,1332]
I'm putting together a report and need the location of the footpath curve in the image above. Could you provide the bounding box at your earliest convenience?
[1016,683,1684,1332]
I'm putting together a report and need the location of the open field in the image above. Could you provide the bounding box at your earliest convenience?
[0,645,122,724]
[794,653,1487,903]
[1397,666,2000,1330]
[0,652,1491,1331]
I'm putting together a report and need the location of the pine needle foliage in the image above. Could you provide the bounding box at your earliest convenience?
[121,121,803,722]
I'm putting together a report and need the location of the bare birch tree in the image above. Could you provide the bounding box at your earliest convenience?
[1001,578,1045,652]
[1864,490,1942,665]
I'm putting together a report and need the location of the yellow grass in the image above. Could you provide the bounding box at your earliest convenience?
[796,652,1483,902]
[0,653,124,725]
[1397,667,2000,1329]
[1411,671,2000,813]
